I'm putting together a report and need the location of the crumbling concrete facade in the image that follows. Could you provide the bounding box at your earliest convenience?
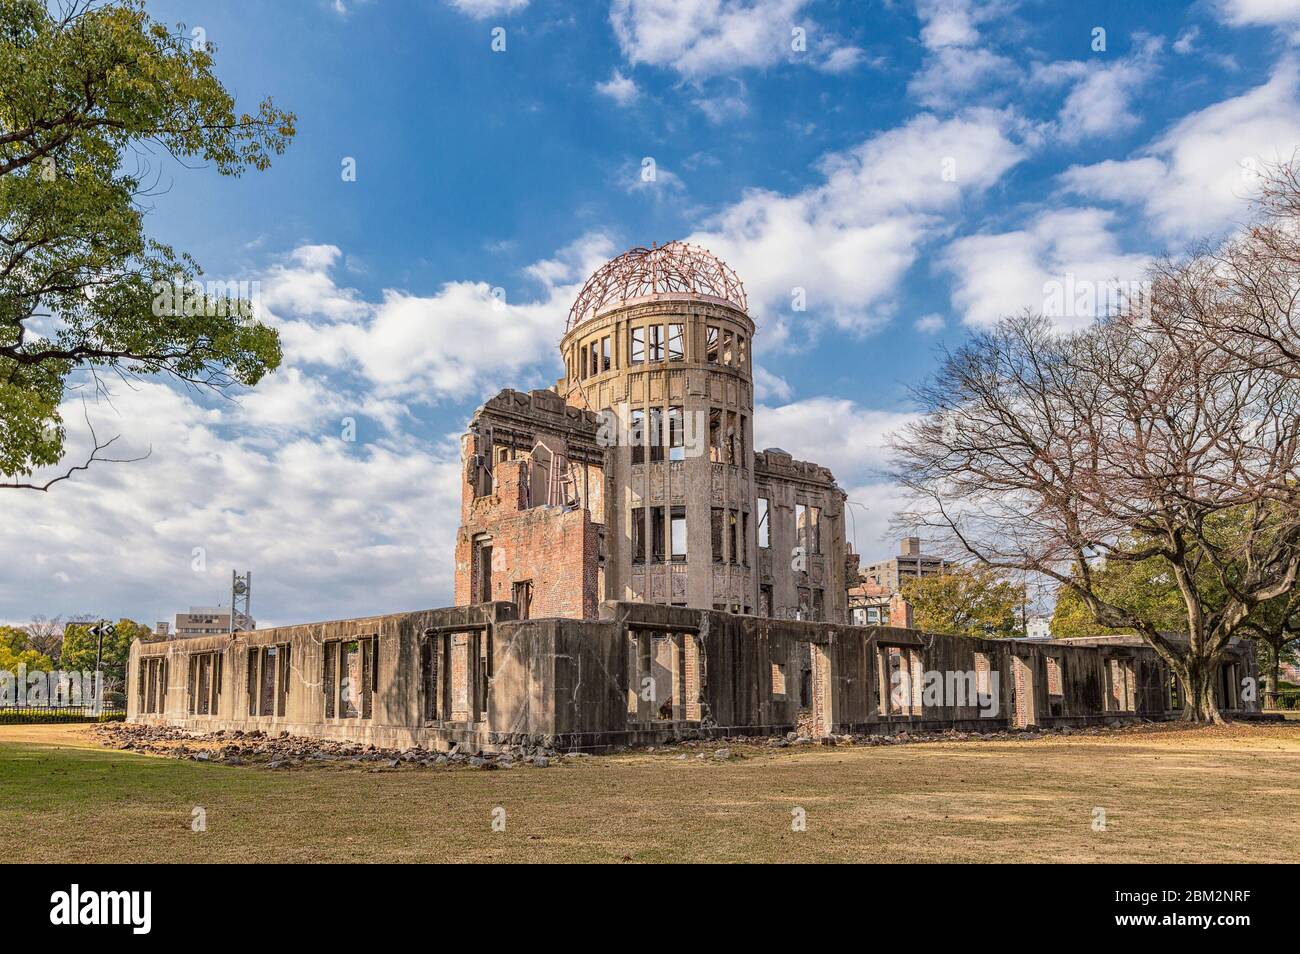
[128,601,1261,751]
[125,241,1265,750]
[457,242,853,624]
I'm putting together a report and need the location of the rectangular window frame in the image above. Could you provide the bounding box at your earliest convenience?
[632,506,646,564]
[631,408,645,465]
[323,636,378,721]
[670,505,687,562]
[667,323,684,360]
[649,406,665,463]
[668,405,685,461]
[648,324,664,361]
[651,505,667,563]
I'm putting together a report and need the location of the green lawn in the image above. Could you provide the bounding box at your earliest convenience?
[4,722,1299,863]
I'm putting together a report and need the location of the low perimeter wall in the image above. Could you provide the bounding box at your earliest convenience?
[127,602,1259,752]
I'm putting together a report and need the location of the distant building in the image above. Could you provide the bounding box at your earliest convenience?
[860,537,946,592]
[847,578,912,628]
[173,606,255,638]
[1025,616,1052,640]
[848,537,946,627]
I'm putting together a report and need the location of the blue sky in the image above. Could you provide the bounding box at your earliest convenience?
[6,0,1300,627]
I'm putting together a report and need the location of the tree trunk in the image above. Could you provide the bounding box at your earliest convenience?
[1177,659,1225,724]
[1271,643,1282,710]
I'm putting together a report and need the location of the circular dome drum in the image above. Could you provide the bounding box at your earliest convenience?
[566,241,747,332]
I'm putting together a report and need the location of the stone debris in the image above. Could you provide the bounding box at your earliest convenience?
[91,723,562,771]
[92,717,1165,770]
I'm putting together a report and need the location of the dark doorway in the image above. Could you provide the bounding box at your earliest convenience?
[475,542,493,603]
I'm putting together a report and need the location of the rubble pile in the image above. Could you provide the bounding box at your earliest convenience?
[92,723,559,770]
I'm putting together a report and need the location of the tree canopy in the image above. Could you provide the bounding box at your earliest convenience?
[0,624,54,670]
[60,616,148,692]
[900,566,1025,639]
[892,164,1300,721]
[1,0,294,487]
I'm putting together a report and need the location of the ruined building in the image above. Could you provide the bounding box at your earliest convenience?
[126,242,1262,750]
[456,242,850,624]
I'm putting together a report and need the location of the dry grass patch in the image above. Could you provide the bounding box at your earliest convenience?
[1,722,1297,863]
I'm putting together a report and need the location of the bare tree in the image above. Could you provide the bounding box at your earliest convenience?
[1146,158,1300,379]
[891,312,1300,722]
[23,615,66,661]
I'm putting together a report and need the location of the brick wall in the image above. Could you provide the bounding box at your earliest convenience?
[455,458,603,620]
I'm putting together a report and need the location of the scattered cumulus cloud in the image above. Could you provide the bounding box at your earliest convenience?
[755,397,916,483]
[1173,25,1200,55]
[1216,0,1300,41]
[909,0,1019,108]
[1052,36,1162,143]
[688,109,1026,339]
[596,69,640,105]
[0,381,465,627]
[753,365,793,401]
[610,0,810,78]
[263,234,615,403]
[1059,60,1300,238]
[941,207,1150,329]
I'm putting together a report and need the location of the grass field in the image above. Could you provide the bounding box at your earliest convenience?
[3,722,1299,863]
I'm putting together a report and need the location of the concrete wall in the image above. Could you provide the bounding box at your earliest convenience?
[129,601,1261,753]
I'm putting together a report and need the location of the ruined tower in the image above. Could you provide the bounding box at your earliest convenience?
[559,241,756,611]
[456,241,849,623]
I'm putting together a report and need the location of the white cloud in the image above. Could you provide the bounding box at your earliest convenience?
[1174,25,1200,54]
[753,365,793,401]
[596,70,640,106]
[693,85,752,123]
[0,381,464,627]
[624,160,686,195]
[1059,60,1300,238]
[609,0,810,78]
[909,47,1016,109]
[909,0,1019,108]
[446,0,529,18]
[917,0,982,49]
[755,397,917,482]
[942,207,1150,329]
[262,233,615,403]
[819,45,865,73]
[914,313,945,333]
[688,110,1026,337]
[1216,0,1300,40]
[1054,37,1162,142]
[843,480,917,561]
[0,229,628,626]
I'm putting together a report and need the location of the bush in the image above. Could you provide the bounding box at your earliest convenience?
[0,708,125,724]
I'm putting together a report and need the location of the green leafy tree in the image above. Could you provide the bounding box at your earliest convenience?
[1,0,294,488]
[1051,520,1300,705]
[1050,549,1211,638]
[0,625,54,671]
[900,566,1026,638]
[59,617,148,693]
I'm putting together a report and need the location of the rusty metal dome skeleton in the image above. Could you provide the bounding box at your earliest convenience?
[565,241,748,332]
